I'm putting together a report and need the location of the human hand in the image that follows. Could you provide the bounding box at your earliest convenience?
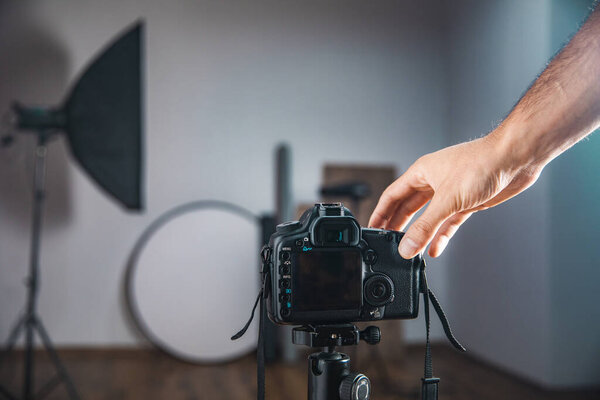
[368,133,544,259]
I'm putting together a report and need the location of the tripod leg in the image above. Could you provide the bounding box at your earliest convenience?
[34,320,80,400]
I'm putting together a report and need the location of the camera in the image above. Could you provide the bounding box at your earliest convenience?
[234,202,464,400]
[266,203,423,325]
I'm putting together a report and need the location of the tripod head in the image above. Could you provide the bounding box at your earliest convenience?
[292,324,380,349]
[292,324,380,400]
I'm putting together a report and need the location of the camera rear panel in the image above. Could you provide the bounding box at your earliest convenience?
[266,203,422,326]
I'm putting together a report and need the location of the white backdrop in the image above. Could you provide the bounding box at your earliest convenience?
[0,0,450,347]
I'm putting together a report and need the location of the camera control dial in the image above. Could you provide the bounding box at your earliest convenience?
[364,274,394,307]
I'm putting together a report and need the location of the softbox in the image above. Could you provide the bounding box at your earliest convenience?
[13,21,144,210]
[65,22,143,210]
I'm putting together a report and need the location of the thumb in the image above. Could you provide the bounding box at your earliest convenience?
[398,196,453,259]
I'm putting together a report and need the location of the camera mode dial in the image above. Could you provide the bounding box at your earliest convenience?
[276,221,301,234]
[339,373,370,400]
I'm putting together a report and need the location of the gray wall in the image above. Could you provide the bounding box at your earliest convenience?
[445,0,600,388]
[2,0,599,389]
[0,0,450,346]
[445,0,553,385]
[547,0,600,387]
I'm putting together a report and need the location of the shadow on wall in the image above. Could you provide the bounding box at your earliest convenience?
[0,8,72,228]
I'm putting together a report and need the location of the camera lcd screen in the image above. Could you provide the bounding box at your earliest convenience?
[293,250,362,311]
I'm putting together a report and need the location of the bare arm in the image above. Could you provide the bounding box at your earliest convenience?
[496,4,600,169]
[369,5,600,259]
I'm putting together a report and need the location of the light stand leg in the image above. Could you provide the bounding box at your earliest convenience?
[0,316,25,367]
[34,321,79,400]
[0,317,24,400]
[22,317,33,400]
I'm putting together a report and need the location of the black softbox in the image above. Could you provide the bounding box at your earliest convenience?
[65,22,143,210]
[14,21,144,210]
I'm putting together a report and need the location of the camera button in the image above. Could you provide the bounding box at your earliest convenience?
[279,279,291,289]
[364,249,377,265]
[279,264,291,275]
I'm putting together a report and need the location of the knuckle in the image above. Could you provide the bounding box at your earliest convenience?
[437,232,451,242]
[415,154,430,166]
[410,219,435,238]
[372,208,390,221]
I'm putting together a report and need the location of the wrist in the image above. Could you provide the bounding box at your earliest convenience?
[485,122,550,174]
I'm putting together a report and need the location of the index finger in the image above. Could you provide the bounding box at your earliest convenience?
[369,171,418,228]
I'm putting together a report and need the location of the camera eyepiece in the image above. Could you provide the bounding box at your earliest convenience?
[312,217,360,247]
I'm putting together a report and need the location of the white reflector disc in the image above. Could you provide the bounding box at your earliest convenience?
[127,202,260,363]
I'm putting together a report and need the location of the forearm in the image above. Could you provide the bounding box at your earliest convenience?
[490,5,600,172]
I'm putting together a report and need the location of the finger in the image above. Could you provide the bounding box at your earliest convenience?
[386,190,432,232]
[369,171,418,228]
[428,211,473,258]
[398,195,455,259]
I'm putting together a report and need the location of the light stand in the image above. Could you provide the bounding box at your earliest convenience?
[0,132,79,400]
[0,21,143,399]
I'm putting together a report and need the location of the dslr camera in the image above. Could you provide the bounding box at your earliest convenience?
[266,203,423,325]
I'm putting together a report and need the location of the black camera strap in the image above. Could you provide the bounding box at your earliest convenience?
[232,246,271,400]
[420,264,466,400]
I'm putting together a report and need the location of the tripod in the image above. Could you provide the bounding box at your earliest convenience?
[292,324,380,400]
[0,132,79,400]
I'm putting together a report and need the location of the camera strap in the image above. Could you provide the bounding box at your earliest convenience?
[420,265,466,400]
[231,245,271,400]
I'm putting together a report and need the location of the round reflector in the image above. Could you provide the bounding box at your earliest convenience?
[126,201,260,363]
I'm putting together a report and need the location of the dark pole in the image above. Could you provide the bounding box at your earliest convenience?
[23,133,48,400]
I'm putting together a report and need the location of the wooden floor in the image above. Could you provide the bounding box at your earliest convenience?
[1,345,599,400]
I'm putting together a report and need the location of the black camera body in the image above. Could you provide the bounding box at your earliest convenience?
[266,203,423,325]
